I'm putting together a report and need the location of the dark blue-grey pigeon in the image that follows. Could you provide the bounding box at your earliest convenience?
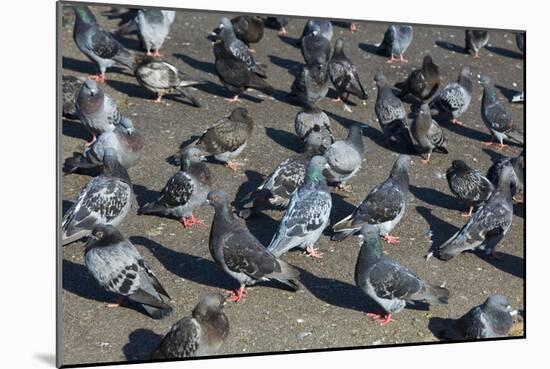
[435,165,516,261]
[410,103,448,164]
[268,156,332,258]
[323,124,365,192]
[301,23,331,66]
[294,103,334,150]
[62,148,133,246]
[138,148,211,227]
[301,19,333,42]
[72,6,136,82]
[328,38,368,103]
[135,9,175,57]
[289,59,330,106]
[377,25,413,63]
[465,30,489,58]
[62,75,86,119]
[396,55,440,101]
[207,190,301,302]
[332,155,410,243]
[263,17,289,36]
[486,151,524,203]
[64,116,144,173]
[355,225,449,325]
[479,75,524,149]
[230,16,264,50]
[446,160,494,217]
[151,293,229,359]
[430,66,473,125]
[84,224,172,319]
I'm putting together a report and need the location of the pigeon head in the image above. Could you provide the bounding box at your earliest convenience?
[419,103,432,116]
[478,74,492,86]
[451,160,470,172]
[307,156,329,182]
[460,66,472,78]
[422,55,434,66]
[102,148,131,183]
[181,147,207,168]
[118,116,135,135]
[207,190,231,209]
[495,164,516,191]
[229,107,249,121]
[334,38,345,54]
[394,154,412,171]
[85,225,125,251]
[398,25,413,36]
[304,126,330,155]
[217,17,235,38]
[374,72,388,86]
[89,224,120,241]
[390,155,411,187]
[73,5,96,24]
[358,225,383,256]
[484,294,516,315]
[82,80,100,97]
[193,292,226,320]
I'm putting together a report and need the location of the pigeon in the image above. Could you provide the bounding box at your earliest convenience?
[138,148,211,227]
[323,124,365,192]
[134,56,204,105]
[62,148,133,246]
[436,165,515,261]
[62,75,86,119]
[75,79,123,146]
[151,293,229,359]
[262,17,289,36]
[268,156,332,258]
[516,32,525,53]
[479,75,524,149]
[410,103,448,164]
[396,55,440,101]
[465,30,489,58]
[374,72,416,152]
[444,294,517,339]
[72,5,136,82]
[289,59,330,106]
[486,153,524,203]
[135,9,176,57]
[430,66,473,125]
[229,16,264,51]
[377,25,413,63]
[207,190,301,302]
[328,38,368,103]
[301,19,333,43]
[238,129,330,218]
[301,24,331,66]
[64,116,144,173]
[84,224,172,319]
[332,155,411,243]
[294,103,333,149]
[446,160,495,217]
[355,225,449,325]
[193,107,254,171]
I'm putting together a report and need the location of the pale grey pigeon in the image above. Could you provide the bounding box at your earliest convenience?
[377,25,413,63]
[135,9,175,56]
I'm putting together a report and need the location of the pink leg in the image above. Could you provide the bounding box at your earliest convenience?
[84,134,97,148]
[224,287,247,302]
[152,50,162,57]
[248,48,256,54]
[387,55,399,63]
[331,96,342,103]
[461,206,474,218]
[277,27,288,36]
[153,93,164,103]
[225,95,242,103]
[88,73,106,83]
[382,234,400,244]
[180,214,205,228]
[337,183,353,193]
[304,246,324,258]
[421,152,432,165]
[225,161,242,171]
[450,118,464,126]
[399,55,409,63]
[366,312,394,326]
[349,23,358,33]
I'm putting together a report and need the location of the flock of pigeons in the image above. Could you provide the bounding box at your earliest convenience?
[61,5,525,360]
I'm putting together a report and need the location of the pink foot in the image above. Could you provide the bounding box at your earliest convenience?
[89,74,106,83]
[366,312,394,326]
[224,287,247,302]
[450,119,464,126]
[350,23,358,33]
[225,161,242,171]
[153,50,162,57]
[337,183,353,193]
[105,296,124,308]
[180,214,205,228]
[278,28,288,36]
[304,246,324,258]
[331,96,342,103]
[399,56,408,63]
[84,134,97,148]
[382,234,400,244]
[461,206,474,218]
[248,48,256,54]
[225,95,242,103]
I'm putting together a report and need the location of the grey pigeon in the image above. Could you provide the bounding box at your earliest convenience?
[410,103,448,164]
[263,17,289,36]
[207,190,301,302]
[212,17,274,102]
[84,224,172,319]
[446,294,517,339]
[289,59,329,106]
[301,19,333,43]
[138,148,211,227]
[268,156,332,258]
[294,103,334,149]
[75,79,123,146]
[479,75,524,149]
[62,75,86,119]
[151,293,229,359]
[397,55,440,101]
[301,24,331,66]
[446,160,494,217]
[64,116,144,173]
[62,149,133,246]
[374,72,416,152]
[238,129,330,218]
[377,25,413,63]
[193,107,254,171]
[328,38,368,103]
[72,6,136,82]
[135,9,175,57]
[332,155,410,243]
[465,30,489,58]
[135,56,204,105]
[436,165,515,261]
[355,225,449,325]
[486,152,524,203]
[430,66,473,125]
[323,124,365,192]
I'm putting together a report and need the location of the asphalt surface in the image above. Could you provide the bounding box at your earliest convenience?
[60,5,525,366]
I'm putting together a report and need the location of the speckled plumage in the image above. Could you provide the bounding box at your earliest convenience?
[294,104,333,149]
[62,75,86,119]
[328,38,368,101]
[430,66,472,122]
[446,160,494,210]
[411,104,448,160]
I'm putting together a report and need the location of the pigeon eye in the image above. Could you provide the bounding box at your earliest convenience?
[96,231,103,238]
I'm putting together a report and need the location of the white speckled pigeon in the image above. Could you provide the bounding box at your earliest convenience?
[411,103,448,164]
[377,25,413,63]
[151,293,229,359]
[328,38,368,103]
[84,224,172,319]
[268,156,332,258]
[446,160,494,217]
[135,9,175,57]
[294,103,334,149]
[207,190,301,302]
[355,225,449,325]
[332,155,410,243]
[430,66,472,125]
[465,30,489,58]
[397,55,440,101]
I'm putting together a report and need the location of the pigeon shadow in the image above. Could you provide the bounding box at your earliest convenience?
[265,127,303,152]
[358,42,382,56]
[410,185,465,212]
[268,55,302,74]
[62,119,91,142]
[495,84,522,102]
[62,259,112,303]
[328,193,356,228]
[481,147,508,164]
[106,79,150,100]
[233,169,264,206]
[513,202,525,219]
[112,33,142,53]
[133,184,161,208]
[129,236,233,290]
[62,56,133,77]
[415,206,459,253]
[244,211,280,247]
[174,53,217,76]
[435,41,466,54]
[428,317,459,340]
[122,328,163,361]
[433,115,492,143]
[278,35,301,49]
[485,46,523,60]
[479,251,524,279]
[62,200,74,215]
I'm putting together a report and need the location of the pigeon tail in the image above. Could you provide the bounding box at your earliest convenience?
[114,48,136,71]
[249,74,275,95]
[420,284,450,304]
[143,303,173,320]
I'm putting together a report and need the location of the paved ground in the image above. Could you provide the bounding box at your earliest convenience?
[60,5,525,366]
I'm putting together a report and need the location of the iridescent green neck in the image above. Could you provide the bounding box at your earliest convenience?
[306,168,324,183]
[75,7,91,22]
